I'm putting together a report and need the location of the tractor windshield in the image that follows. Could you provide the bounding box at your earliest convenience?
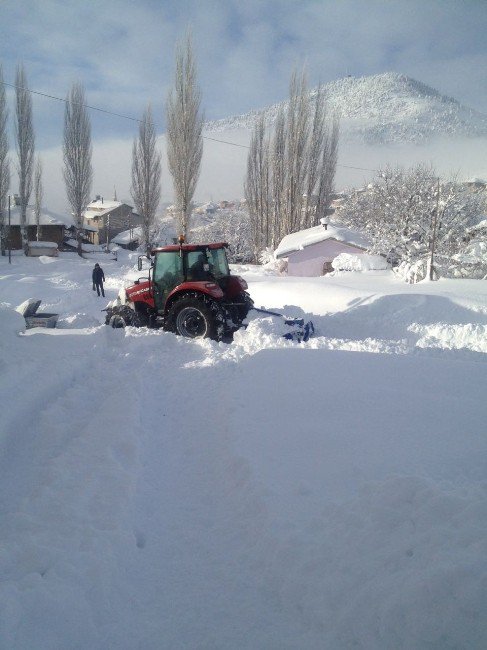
[154,251,184,297]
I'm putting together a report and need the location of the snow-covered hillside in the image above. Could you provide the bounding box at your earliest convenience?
[206,72,487,144]
[1,251,486,649]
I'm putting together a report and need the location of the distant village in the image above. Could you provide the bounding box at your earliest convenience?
[4,174,486,281]
[4,193,248,254]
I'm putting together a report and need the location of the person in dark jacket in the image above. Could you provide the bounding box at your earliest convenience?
[92,263,105,297]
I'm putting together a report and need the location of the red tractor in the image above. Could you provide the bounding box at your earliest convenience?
[105,241,253,341]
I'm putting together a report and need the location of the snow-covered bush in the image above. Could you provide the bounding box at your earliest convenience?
[258,247,275,265]
[261,255,287,275]
[451,240,487,279]
[394,258,428,283]
[332,253,389,272]
[339,164,485,281]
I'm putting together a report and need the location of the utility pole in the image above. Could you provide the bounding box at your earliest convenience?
[429,177,440,281]
[8,194,11,264]
[106,213,110,253]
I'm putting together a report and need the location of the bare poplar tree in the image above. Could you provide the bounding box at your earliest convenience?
[34,157,43,241]
[15,64,35,254]
[271,107,286,248]
[244,115,271,261]
[166,32,204,241]
[131,105,161,255]
[301,84,327,229]
[245,67,340,259]
[315,112,339,224]
[63,82,93,257]
[0,64,10,256]
[284,68,310,234]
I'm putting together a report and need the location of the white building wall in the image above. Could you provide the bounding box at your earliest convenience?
[287,239,365,276]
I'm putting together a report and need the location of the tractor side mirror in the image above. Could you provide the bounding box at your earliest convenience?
[137,255,149,271]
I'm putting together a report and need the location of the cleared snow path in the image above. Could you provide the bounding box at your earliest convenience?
[0,326,316,649]
[103,331,317,649]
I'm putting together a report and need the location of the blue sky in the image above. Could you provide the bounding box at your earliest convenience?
[1,0,487,209]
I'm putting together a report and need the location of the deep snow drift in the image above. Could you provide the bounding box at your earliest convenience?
[0,250,486,649]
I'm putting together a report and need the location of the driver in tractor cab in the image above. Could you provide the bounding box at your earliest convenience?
[188,252,210,281]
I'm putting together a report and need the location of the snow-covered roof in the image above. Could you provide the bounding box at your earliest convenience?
[275,222,371,258]
[466,177,486,185]
[28,240,58,248]
[6,206,74,228]
[111,227,142,244]
[86,199,123,210]
[84,198,133,219]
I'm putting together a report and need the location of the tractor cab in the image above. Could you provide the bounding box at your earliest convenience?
[145,243,231,312]
[137,243,236,310]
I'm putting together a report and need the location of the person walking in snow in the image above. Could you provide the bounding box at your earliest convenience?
[92,263,106,297]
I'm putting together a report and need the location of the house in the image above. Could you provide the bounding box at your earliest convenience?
[83,195,140,245]
[193,201,218,216]
[465,177,486,192]
[5,205,74,250]
[111,226,142,250]
[275,219,371,276]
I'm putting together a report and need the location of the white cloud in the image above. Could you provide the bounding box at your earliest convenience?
[3,0,487,208]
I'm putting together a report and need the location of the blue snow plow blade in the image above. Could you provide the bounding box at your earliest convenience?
[252,308,315,343]
[282,319,315,343]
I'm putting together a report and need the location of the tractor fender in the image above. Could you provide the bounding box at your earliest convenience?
[165,282,224,313]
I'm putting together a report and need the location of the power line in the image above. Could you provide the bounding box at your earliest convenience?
[2,81,143,123]
[1,80,380,169]
[200,134,249,149]
[1,80,249,149]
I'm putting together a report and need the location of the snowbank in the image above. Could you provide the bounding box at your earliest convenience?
[332,252,389,272]
[0,253,486,649]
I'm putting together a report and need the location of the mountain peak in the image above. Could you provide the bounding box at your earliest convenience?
[206,72,487,144]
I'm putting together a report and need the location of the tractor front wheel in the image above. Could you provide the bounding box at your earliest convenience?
[167,294,224,340]
[107,305,142,328]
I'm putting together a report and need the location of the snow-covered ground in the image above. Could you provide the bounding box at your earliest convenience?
[1,250,486,649]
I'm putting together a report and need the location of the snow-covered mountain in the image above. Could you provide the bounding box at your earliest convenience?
[205,72,487,144]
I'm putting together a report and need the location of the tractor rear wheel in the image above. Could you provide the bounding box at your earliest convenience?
[167,293,225,340]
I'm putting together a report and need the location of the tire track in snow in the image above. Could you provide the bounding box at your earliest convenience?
[0,327,146,650]
[100,338,317,650]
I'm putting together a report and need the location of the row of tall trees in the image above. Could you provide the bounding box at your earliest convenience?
[0,64,46,256]
[0,32,204,257]
[245,68,339,261]
[132,32,203,253]
[0,63,37,256]
[0,63,91,256]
